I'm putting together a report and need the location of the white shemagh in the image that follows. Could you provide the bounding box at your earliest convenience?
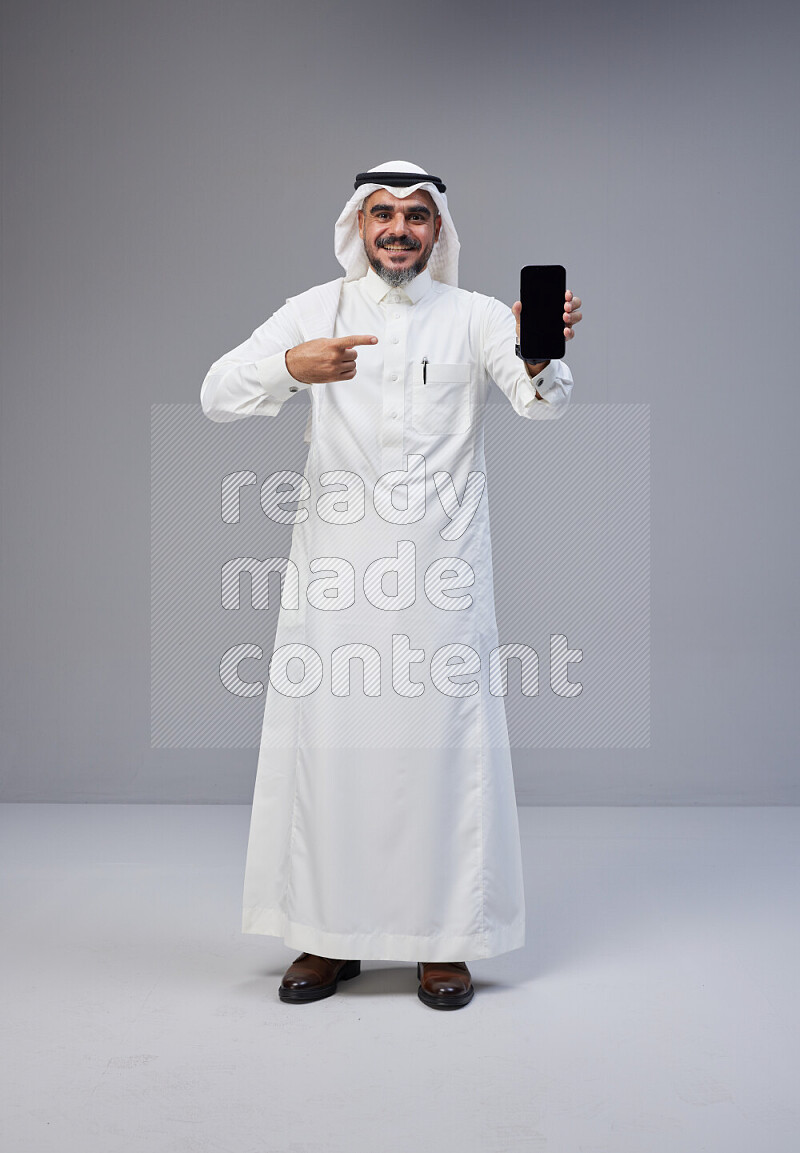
[333,159,461,286]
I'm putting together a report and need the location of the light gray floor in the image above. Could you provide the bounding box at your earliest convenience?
[1,803,798,1152]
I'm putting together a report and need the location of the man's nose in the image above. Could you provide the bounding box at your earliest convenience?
[389,211,407,234]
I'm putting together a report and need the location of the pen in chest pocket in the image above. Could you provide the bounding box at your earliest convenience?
[422,357,428,384]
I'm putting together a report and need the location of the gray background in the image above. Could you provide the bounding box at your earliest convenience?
[1,0,797,802]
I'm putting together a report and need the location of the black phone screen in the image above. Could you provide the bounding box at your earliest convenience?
[519,265,566,362]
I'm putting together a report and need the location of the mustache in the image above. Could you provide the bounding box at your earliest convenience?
[375,235,422,251]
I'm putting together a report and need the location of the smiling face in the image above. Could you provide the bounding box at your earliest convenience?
[357,188,442,287]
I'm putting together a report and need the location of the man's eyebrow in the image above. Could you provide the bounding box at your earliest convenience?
[368,202,432,218]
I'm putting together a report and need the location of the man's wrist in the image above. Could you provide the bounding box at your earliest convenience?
[516,355,559,405]
[285,348,299,383]
[524,359,550,378]
[515,342,550,378]
[253,349,309,401]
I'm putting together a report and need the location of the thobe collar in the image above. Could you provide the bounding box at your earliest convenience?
[362,265,433,305]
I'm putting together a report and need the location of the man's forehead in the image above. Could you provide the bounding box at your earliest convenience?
[362,188,437,213]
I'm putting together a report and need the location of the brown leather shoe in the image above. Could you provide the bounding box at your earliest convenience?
[278,952,361,1003]
[416,961,475,1010]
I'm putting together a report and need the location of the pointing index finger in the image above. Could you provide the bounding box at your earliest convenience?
[336,334,378,348]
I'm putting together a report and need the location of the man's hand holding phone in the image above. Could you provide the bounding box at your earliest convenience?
[512,288,582,379]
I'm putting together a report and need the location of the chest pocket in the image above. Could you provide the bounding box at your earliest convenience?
[411,362,472,436]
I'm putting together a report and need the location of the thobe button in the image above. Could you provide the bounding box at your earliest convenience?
[391,373,398,381]
[393,312,401,319]
[390,411,398,420]
[391,336,399,344]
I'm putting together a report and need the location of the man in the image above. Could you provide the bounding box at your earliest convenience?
[201,161,582,1010]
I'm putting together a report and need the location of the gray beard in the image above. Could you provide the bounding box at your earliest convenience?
[368,252,427,288]
[366,236,431,287]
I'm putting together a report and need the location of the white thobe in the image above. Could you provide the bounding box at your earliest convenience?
[201,265,574,961]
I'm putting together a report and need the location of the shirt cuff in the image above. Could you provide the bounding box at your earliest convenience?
[521,359,560,405]
[255,351,313,402]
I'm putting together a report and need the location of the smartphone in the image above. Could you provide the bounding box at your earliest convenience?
[519,265,566,362]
